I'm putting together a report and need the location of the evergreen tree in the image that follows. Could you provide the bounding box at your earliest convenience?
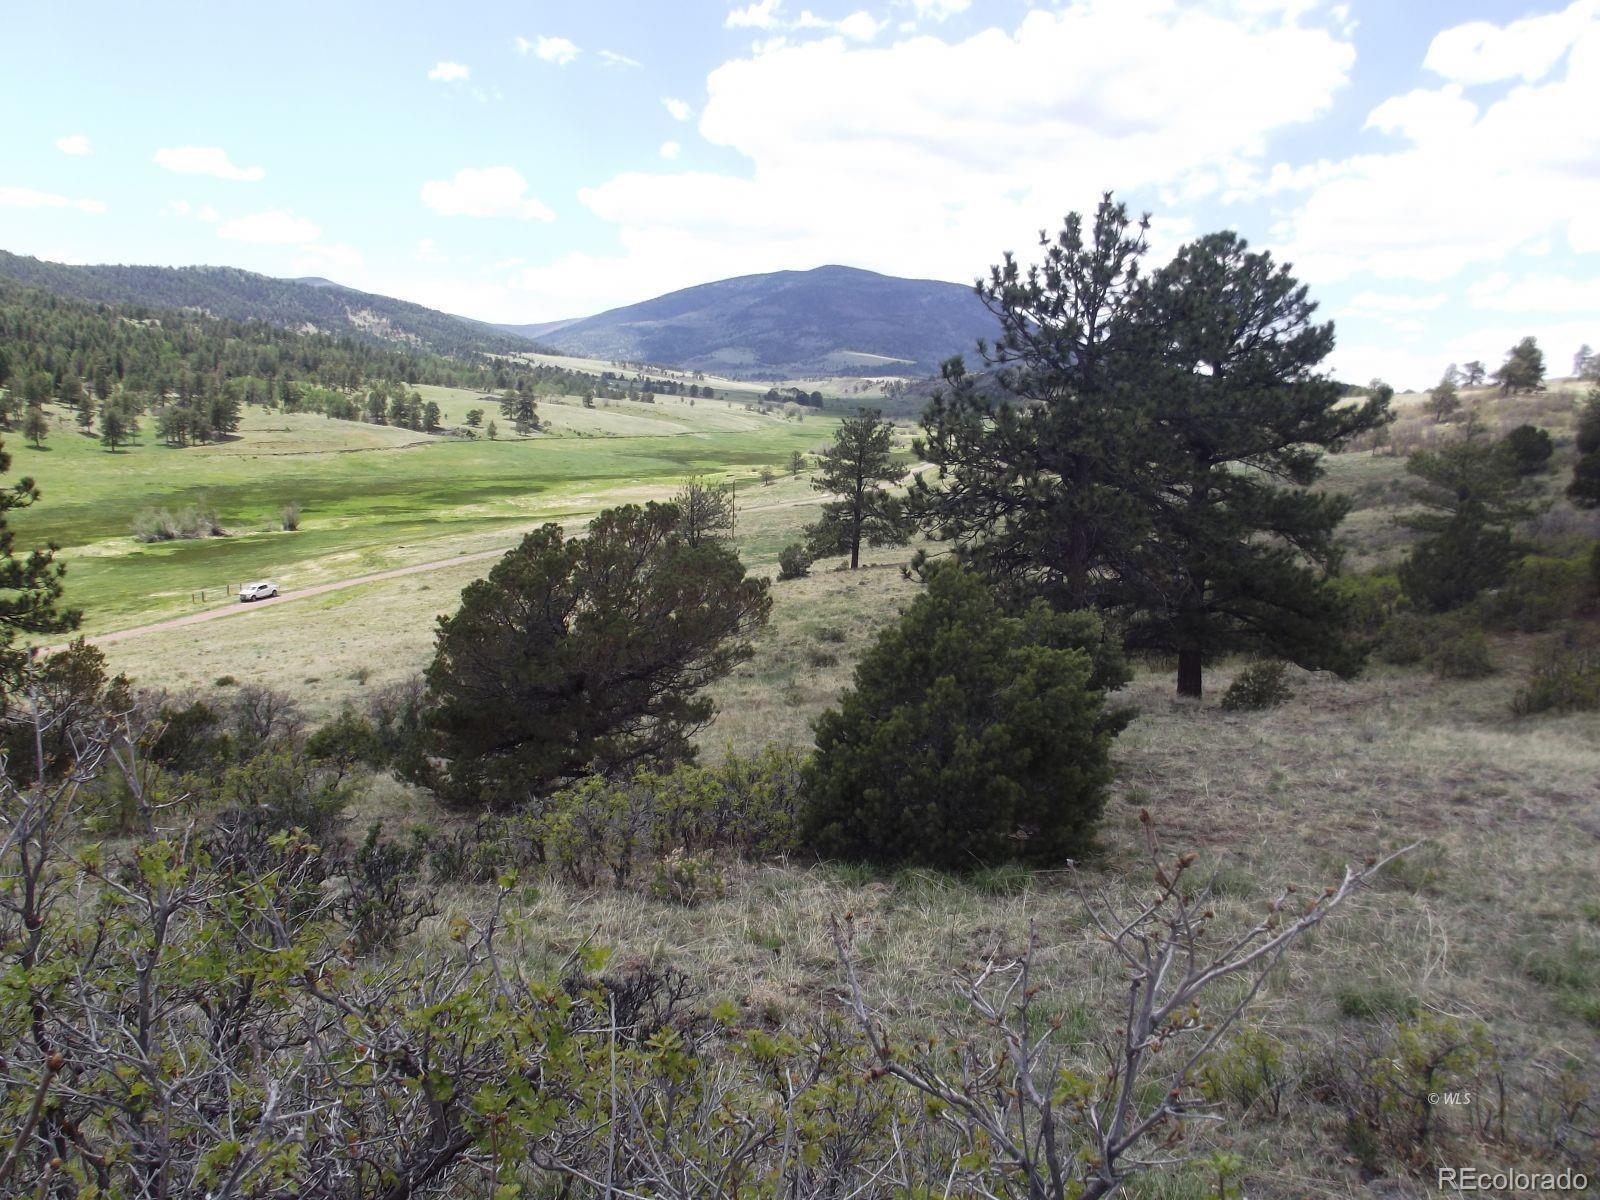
[803,562,1128,868]
[415,504,771,808]
[22,404,48,449]
[1568,389,1600,509]
[0,433,80,689]
[913,197,1154,610]
[1398,441,1531,611]
[1574,344,1594,379]
[1123,231,1390,696]
[1493,337,1545,394]
[99,404,130,451]
[499,390,538,435]
[807,409,909,569]
[1426,374,1460,423]
[1462,361,1487,387]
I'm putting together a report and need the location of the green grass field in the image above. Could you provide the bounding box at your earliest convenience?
[15,388,836,635]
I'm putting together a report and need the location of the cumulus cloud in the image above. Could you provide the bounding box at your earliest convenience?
[0,186,105,214]
[428,61,470,82]
[662,97,692,121]
[153,146,265,182]
[907,0,969,20]
[545,2,1353,312]
[55,134,91,156]
[660,141,682,160]
[420,166,555,220]
[165,199,220,223]
[517,35,579,64]
[216,209,321,244]
[727,0,783,29]
[1274,10,1600,284]
[1467,271,1600,313]
[1424,0,1596,85]
[1341,290,1449,318]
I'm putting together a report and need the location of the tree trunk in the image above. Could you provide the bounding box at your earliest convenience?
[1176,649,1203,699]
[849,534,860,570]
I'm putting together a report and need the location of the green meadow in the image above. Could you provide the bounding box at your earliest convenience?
[15,387,837,635]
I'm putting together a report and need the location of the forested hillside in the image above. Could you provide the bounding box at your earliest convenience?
[0,249,541,359]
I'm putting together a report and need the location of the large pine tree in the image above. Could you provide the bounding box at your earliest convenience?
[911,197,1154,610]
[1124,232,1390,696]
[913,198,1389,697]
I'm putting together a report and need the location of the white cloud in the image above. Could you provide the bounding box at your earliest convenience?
[727,0,783,30]
[1274,14,1600,284]
[55,134,91,156]
[165,199,221,223]
[428,61,470,82]
[599,49,642,68]
[217,209,322,245]
[907,0,969,20]
[541,3,1353,316]
[1424,0,1597,85]
[794,8,883,40]
[0,186,105,214]
[153,146,265,182]
[415,237,448,264]
[660,141,682,160]
[1341,290,1449,318]
[1467,271,1600,313]
[663,97,692,121]
[523,35,579,65]
[420,166,555,220]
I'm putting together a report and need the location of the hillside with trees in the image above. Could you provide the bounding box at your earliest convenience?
[0,249,544,360]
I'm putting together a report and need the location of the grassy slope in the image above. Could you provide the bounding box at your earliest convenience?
[42,381,1600,1195]
[15,390,835,634]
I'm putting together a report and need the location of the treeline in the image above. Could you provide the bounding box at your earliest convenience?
[0,277,613,447]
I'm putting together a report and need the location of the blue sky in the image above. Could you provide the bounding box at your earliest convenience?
[3,0,1598,388]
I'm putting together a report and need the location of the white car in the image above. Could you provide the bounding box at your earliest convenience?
[239,580,278,602]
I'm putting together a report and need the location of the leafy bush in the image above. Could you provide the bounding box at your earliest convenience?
[131,503,225,542]
[280,500,301,531]
[1479,552,1591,632]
[539,748,805,889]
[335,823,436,954]
[803,562,1129,869]
[777,542,811,580]
[1375,611,1435,666]
[1426,625,1495,679]
[647,850,725,907]
[1218,661,1291,711]
[1332,571,1403,638]
[1512,631,1600,716]
[1503,423,1553,475]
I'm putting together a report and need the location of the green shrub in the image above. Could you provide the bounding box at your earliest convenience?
[777,543,812,580]
[1332,571,1403,638]
[1479,553,1590,632]
[802,562,1129,869]
[1511,632,1600,716]
[1219,661,1291,711]
[1198,1028,1289,1118]
[647,850,725,907]
[1503,423,1553,474]
[1426,626,1495,679]
[1375,611,1435,666]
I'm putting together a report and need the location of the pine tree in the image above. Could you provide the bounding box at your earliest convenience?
[1123,232,1390,696]
[99,405,129,451]
[914,198,1154,610]
[0,433,80,690]
[672,475,735,547]
[1493,337,1545,394]
[1398,440,1531,611]
[1462,361,1487,387]
[806,409,908,569]
[22,404,48,449]
[415,504,771,807]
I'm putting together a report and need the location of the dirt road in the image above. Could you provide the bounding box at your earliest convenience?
[47,464,931,654]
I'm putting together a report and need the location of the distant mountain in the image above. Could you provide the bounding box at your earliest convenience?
[0,251,538,360]
[495,265,997,379]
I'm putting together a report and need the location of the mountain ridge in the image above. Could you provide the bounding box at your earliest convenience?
[494,264,996,379]
[0,251,540,360]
